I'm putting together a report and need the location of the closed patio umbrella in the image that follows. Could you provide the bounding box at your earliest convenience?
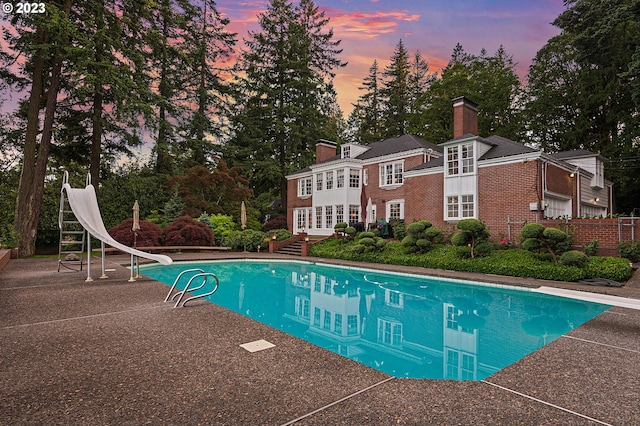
[241,200,247,230]
[131,200,140,279]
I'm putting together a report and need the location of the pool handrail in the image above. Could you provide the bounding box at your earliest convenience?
[174,273,220,308]
[164,268,204,303]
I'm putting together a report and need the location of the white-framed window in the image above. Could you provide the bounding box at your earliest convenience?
[296,208,312,230]
[462,144,474,173]
[297,209,306,229]
[298,177,312,197]
[326,171,334,190]
[336,205,344,224]
[337,169,344,188]
[342,145,350,158]
[377,319,402,346]
[316,173,323,191]
[447,147,459,176]
[544,195,571,218]
[325,205,333,228]
[307,209,313,229]
[462,194,474,218]
[323,310,331,330]
[447,196,459,219]
[347,314,358,335]
[379,161,404,186]
[348,205,359,223]
[294,297,310,319]
[386,200,404,220]
[385,290,403,308]
[316,207,322,228]
[447,195,474,219]
[349,169,360,188]
[334,313,342,333]
[313,307,321,326]
[447,143,475,176]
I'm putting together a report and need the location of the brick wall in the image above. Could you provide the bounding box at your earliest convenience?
[287,178,312,232]
[364,154,426,222]
[404,172,446,229]
[478,161,542,240]
[546,163,572,197]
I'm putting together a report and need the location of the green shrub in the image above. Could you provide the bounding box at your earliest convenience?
[359,237,375,246]
[207,213,236,245]
[334,222,348,234]
[559,250,588,267]
[358,231,376,239]
[402,220,441,254]
[451,218,491,258]
[618,241,640,263]
[474,241,494,258]
[269,228,293,242]
[520,223,571,262]
[223,229,267,252]
[345,226,357,237]
[407,221,427,234]
[584,256,633,282]
[392,219,406,240]
[583,239,599,256]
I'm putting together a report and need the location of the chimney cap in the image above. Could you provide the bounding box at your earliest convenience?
[452,96,478,110]
[316,139,337,147]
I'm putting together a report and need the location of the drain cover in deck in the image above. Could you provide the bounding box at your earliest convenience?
[240,339,275,353]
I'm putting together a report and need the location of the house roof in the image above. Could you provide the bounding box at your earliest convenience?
[357,134,443,160]
[480,135,538,160]
[550,149,601,160]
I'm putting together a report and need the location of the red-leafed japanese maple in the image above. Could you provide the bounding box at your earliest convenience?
[108,218,163,247]
[163,216,214,246]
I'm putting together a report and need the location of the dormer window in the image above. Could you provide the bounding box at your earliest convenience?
[342,145,351,158]
[446,143,474,176]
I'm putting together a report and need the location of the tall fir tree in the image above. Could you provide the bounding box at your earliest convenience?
[380,39,411,138]
[227,0,345,208]
[348,60,384,144]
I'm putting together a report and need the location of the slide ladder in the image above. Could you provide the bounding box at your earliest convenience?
[58,183,86,271]
[164,268,220,308]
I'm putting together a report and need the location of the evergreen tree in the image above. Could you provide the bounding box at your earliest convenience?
[419,44,521,143]
[2,1,75,256]
[381,39,411,138]
[227,0,345,208]
[523,0,640,212]
[348,60,384,144]
[178,0,236,167]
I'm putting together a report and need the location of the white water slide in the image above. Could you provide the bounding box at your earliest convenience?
[61,173,172,281]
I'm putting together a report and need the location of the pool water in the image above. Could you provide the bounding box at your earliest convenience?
[140,260,610,381]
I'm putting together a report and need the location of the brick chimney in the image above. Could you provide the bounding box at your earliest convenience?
[315,139,337,164]
[452,96,478,138]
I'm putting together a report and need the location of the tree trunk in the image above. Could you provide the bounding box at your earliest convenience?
[13,0,71,257]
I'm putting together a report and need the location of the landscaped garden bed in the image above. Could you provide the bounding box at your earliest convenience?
[309,238,632,283]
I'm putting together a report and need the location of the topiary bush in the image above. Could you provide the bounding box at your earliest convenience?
[451,218,491,258]
[163,216,214,246]
[520,223,571,262]
[334,221,348,236]
[559,250,589,267]
[353,231,386,253]
[583,239,599,256]
[401,220,442,254]
[263,215,288,232]
[108,218,163,247]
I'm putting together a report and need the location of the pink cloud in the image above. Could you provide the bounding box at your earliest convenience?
[325,9,421,40]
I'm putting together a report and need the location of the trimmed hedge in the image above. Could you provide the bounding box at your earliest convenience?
[309,238,632,282]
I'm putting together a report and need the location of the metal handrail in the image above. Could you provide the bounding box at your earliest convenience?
[164,268,204,302]
[174,273,220,308]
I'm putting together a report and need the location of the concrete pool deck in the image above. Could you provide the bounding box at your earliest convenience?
[1,252,639,425]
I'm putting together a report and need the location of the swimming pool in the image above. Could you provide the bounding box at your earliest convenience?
[140,259,610,381]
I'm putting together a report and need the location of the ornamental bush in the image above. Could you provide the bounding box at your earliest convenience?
[263,215,288,232]
[223,229,267,252]
[450,218,491,258]
[108,218,163,247]
[353,231,387,253]
[163,216,214,246]
[402,220,442,253]
[559,250,589,267]
[520,223,571,262]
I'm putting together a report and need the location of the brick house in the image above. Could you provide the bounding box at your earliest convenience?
[286,97,613,239]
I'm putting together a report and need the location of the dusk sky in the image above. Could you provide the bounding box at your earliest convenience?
[217,0,566,115]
